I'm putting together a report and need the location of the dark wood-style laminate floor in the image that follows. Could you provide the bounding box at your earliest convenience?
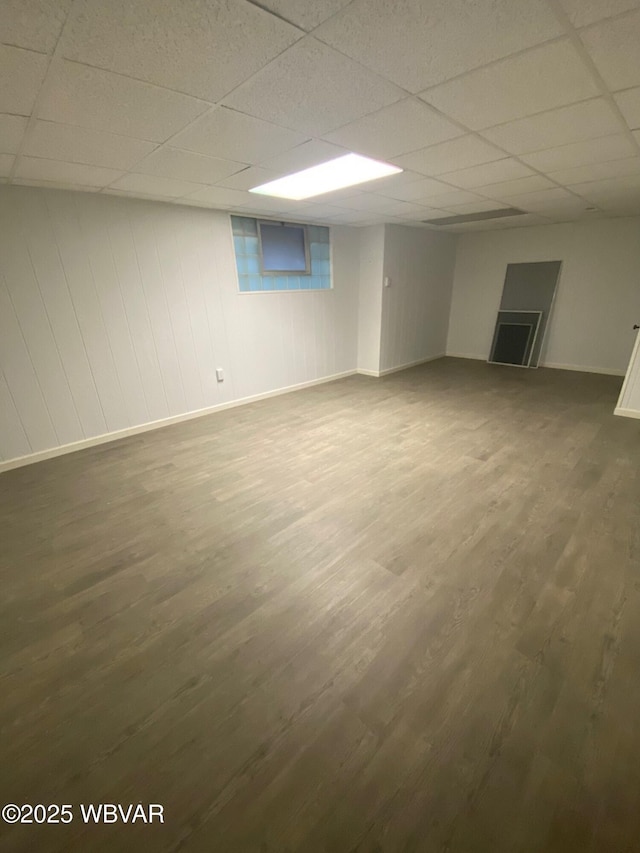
[1,358,640,853]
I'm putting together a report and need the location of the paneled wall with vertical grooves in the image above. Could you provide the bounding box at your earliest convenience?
[380,225,457,373]
[0,187,359,464]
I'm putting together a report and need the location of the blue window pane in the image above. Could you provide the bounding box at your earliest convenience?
[238,275,251,292]
[275,277,288,290]
[262,277,274,291]
[236,255,248,275]
[308,225,330,244]
[287,276,300,290]
[310,242,330,260]
[231,215,244,235]
[260,223,308,272]
[246,255,260,274]
[249,275,262,291]
[233,235,245,254]
[241,217,257,235]
[245,236,259,255]
[320,276,331,289]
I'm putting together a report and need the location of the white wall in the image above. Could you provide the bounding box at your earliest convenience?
[380,225,456,373]
[0,186,359,466]
[356,224,385,374]
[447,217,640,375]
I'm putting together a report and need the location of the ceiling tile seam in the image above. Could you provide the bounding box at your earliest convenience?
[576,5,640,32]
[472,94,610,134]
[318,93,471,155]
[242,0,306,31]
[93,26,338,183]
[416,34,569,96]
[0,42,49,57]
[22,115,176,149]
[96,107,318,193]
[55,57,216,108]
[52,11,307,112]
[8,0,80,184]
[545,0,640,157]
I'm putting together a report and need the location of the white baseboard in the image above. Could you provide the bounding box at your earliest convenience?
[542,362,626,377]
[446,352,625,377]
[445,352,485,361]
[379,353,445,376]
[614,407,640,420]
[0,369,358,474]
[357,353,445,378]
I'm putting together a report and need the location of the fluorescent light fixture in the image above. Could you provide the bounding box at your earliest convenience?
[249,153,402,200]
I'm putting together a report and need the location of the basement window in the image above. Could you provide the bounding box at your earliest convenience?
[259,221,309,274]
[231,215,331,292]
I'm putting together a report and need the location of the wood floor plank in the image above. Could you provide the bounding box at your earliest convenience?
[1,358,639,852]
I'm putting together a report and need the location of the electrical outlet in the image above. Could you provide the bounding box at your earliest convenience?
[215,368,224,382]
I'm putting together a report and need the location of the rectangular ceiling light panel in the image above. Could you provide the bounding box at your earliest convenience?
[250,153,402,200]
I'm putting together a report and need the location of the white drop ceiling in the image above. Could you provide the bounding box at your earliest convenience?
[1,0,640,230]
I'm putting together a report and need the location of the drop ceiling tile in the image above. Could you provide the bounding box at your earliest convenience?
[222,37,404,136]
[59,0,301,102]
[104,188,174,202]
[255,0,352,30]
[228,194,305,214]
[360,198,431,217]
[521,134,637,171]
[314,0,562,92]
[183,186,301,215]
[326,208,391,223]
[394,135,504,176]
[558,0,640,27]
[324,99,462,160]
[439,158,534,189]
[388,201,446,218]
[39,61,209,142]
[108,173,206,198]
[326,192,389,211]
[0,0,73,53]
[362,170,432,195]
[441,213,550,231]
[481,98,624,154]
[0,45,49,115]
[614,87,640,129]
[548,157,640,185]
[421,40,600,130]
[0,114,28,154]
[292,202,353,218]
[376,176,456,201]
[580,9,640,89]
[474,175,555,198]
[134,147,246,184]
[441,199,511,214]
[600,197,640,214]
[216,167,281,191]
[16,179,99,192]
[258,139,348,173]
[181,186,249,207]
[171,107,307,165]
[0,154,14,176]
[15,157,124,187]
[569,173,640,200]
[498,187,580,210]
[24,120,156,169]
[420,189,490,207]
